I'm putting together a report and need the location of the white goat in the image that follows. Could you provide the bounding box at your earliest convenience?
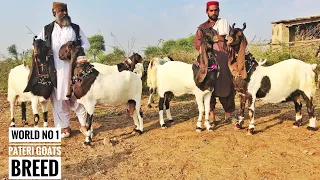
[146,57,173,108]
[73,65,144,146]
[7,63,49,127]
[240,58,318,134]
[156,61,216,131]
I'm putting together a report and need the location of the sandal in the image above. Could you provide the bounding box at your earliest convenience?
[225,115,238,124]
[61,128,71,138]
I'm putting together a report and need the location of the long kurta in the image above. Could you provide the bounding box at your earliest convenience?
[37,22,90,100]
[194,18,232,97]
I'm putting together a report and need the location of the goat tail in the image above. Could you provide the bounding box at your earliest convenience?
[311,64,317,70]
[147,59,158,88]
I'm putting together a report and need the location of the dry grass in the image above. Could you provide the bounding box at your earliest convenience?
[294,25,320,41]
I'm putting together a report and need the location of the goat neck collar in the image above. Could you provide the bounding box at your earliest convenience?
[72,63,95,84]
[124,58,132,68]
[76,56,88,64]
[38,73,52,86]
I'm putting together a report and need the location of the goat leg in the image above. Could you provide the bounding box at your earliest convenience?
[247,93,255,135]
[293,96,303,128]
[236,94,246,129]
[302,95,317,131]
[21,102,28,126]
[84,113,93,146]
[43,111,48,127]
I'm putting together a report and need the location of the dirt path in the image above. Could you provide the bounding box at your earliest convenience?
[0,92,320,179]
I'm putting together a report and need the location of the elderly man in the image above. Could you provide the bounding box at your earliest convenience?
[36,2,90,137]
[194,1,236,122]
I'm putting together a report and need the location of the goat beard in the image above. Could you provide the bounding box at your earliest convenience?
[56,15,72,26]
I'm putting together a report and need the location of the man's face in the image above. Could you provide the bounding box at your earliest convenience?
[206,5,219,21]
[54,8,71,26]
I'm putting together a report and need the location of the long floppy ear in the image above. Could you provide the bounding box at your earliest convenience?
[24,52,39,92]
[66,45,83,98]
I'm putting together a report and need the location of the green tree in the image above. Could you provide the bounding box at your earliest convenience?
[144,46,164,59]
[7,44,18,60]
[161,39,176,54]
[87,34,106,60]
[99,47,126,64]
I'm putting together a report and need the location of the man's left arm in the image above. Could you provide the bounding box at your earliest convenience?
[79,28,90,52]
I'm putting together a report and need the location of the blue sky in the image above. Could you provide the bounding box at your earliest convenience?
[0,0,319,58]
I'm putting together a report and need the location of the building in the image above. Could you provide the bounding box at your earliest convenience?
[271,14,320,45]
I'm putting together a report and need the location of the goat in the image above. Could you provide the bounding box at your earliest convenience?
[59,41,144,146]
[146,56,174,108]
[156,27,219,131]
[236,58,318,135]
[224,23,252,125]
[8,38,53,127]
[227,22,248,79]
[91,52,143,75]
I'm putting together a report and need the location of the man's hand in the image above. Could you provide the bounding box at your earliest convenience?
[213,36,219,43]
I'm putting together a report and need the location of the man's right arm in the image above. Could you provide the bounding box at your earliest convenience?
[194,28,202,53]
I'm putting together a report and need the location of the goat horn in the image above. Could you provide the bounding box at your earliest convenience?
[258,58,267,66]
[232,23,235,29]
[33,36,37,42]
[242,23,246,31]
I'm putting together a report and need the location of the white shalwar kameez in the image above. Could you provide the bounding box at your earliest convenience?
[37,22,90,129]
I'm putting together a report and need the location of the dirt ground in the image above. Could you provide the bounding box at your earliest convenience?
[1,90,320,180]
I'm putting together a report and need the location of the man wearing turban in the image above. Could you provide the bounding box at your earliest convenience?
[34,2,91,138]
[194,1,236,123]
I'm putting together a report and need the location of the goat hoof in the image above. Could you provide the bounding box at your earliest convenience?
[235,123,243,130]
[147,104,152,108]
[207,127,214,131]
[43,122,48,127]
[307,126,317,131]
[161,124,167,129]
[10,125,15,127]
[83,141,91,146]
[133,129,143,134]
[246,128,254,135]
[169,120,174,124]
[196,127,202,132]
[293,120,302,127]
